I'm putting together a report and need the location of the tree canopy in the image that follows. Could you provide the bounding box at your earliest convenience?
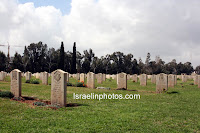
[0,41,197,75]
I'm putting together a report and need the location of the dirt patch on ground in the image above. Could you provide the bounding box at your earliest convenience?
[10,96,80,110]
[11,96,50,109]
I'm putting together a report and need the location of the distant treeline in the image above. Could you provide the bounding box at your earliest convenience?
[0,41,199,75]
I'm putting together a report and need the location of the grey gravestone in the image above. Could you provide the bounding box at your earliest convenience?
[80,73,85,83]
[11,69,21,97]
[117,72,127,89]
[132,74,138,82]
[42,72,48,85]
[182,74,187,82]
[97,73,103,84]
[151,74,156,84]
[87,72,95,89]
[168,74,175,88]
[51,69,67,107]
[0,71,5,81]
[127,74,130,80]
[25,71,31,80]
[66,72,69,82]
[156,73,168,93]
[194,75,198,85]
[198,75,200,88]
[102,74,106,81]
[140,74,147,86]
[76,73,80,80]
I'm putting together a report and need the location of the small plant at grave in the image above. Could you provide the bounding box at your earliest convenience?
[75,81,86,87]
[0,91,14,98]
[30,79,40,84]
[33,101,47,106]
[162,88,167,93]
[25,79,40,84]
[12,97,25,101]
[177,78,180,80]
[46,105,61,109]
[108,78,112,82]
[67,82,72,86]
[190,83,194,85]
[25,80,31,83]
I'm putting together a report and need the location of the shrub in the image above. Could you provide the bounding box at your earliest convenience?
[0,91,14,98]
[31,80,40,84]
[25,80,30,83]
[67,82,72,86]
[177,78,180,80]
[25,79,40,84]
[12,97,25,101]
[75,82,86,87]
[33,101,47,106]
[108,79,112,82]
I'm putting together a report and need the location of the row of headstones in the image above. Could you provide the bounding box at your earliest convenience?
[4,70,200,88]
[2,70,197,83]
[9,70,104,107]
[9,70,108,107]
[0,71,7,80]
[10,69,67,107]
[3,70,200,88]
[117,73,200,93]
[68,73,178,94]
[7,69,200,107]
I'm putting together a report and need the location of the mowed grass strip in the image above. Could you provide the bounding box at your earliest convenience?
[0,76,200,132]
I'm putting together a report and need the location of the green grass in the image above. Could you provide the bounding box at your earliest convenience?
[0,76,200,132]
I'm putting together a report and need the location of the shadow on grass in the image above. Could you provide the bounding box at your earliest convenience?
[66,103,89,107]
[116,88,137,91]
[23,96,37,100]
[167,91,179,94]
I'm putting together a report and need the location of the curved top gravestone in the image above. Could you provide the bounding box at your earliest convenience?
[11,69,21,98]
[51,69,67,107]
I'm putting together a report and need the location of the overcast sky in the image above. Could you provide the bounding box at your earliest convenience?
[0,0,200,67]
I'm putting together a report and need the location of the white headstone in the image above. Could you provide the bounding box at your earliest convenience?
[117,72,127,89]
[87,72,95,89]
[11,69,21,97]
[156,73,168,93]
[51,69,67,107]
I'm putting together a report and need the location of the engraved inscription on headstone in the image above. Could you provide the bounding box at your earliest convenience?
[80,73,85,83]
[42,72,48,85]
[132,74,138,82]
[87,72,95,89]
[168,74,175,88]
[156,73,168,93]
[140,74,147,86]
[117,72,127,89]
[11,69,21,97]
[51,69,67,107]
[97,73,103,84]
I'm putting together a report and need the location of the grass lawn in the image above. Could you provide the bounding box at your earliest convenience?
[0,77,200,132]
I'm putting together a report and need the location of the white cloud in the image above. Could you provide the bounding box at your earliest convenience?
[0,0,200,67]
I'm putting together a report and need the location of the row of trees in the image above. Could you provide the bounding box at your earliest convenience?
[0,41,198,75]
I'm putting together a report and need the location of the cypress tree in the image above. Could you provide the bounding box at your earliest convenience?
[59,42,65,70]
[72,42,77,74]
